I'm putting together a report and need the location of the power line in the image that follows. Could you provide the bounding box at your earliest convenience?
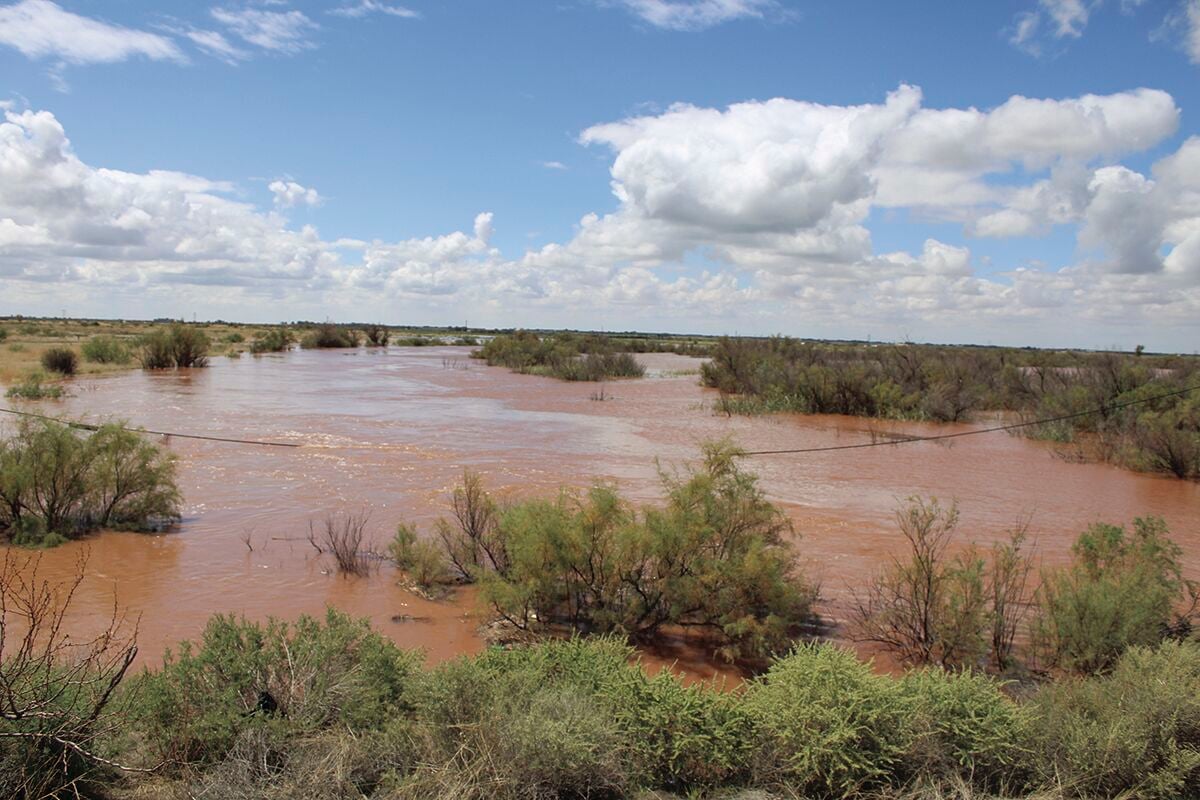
[739,383,1200,457]
[0,406,300,449]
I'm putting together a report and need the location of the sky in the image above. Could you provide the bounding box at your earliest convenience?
[1,1,1199,351]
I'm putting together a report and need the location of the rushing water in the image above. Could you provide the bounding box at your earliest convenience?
[4,347,1198,679]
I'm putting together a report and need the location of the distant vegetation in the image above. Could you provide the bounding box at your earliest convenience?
[248,327,294,354]
[362,324,390,347]
[300,322,361,349]
[0,418,180,547]
[140,324,211,369]
[39,346,78,376]
[81,335,132,364]
[475,330,647,381]
[702,337,1200,479]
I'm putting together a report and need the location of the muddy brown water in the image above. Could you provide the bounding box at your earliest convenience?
[3,347,1198,681]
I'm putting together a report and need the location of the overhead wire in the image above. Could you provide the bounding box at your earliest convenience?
[0,406,301,448]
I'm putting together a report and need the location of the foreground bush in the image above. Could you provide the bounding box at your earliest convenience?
[1,553,141,800]
[81,335,132,364]
[139,324,210,369]
[135,609,423,771]
[1028,641,1200,798]
[0,418,180,546]
[10,592,1200,799]
[40,346,79,376]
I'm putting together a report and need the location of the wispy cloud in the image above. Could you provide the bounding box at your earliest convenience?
[185,28,248,64]
[605,0,784,32]
[210,6,318,54]
[541,161,568,170]
[329,1,419,19]
[0,0,184,64]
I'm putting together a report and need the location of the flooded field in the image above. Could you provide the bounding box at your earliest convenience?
[4,347,1199,679]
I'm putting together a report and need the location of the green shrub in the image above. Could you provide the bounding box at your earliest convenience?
[389,523,449,587]
[897,667,1027,790]
[1032,517,1193,673]
[744,643,911,797]
[139,324,210,369]
[0,418,180,545]
[248,328,294,354]
[0,327,7,342]
[4,371,64,400]
[224,332,245,343]
[1028,640,1200,798]
[300,323,359,349]
[40,346,78,375]
[81,335,132,364]
[134,609,422,770]
[437,441,816,660]
[476,330,646,381]
[362,325,390,347]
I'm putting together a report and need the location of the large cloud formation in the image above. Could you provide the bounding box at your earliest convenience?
[1,85,1198,348]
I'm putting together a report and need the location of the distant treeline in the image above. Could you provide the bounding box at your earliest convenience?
[700,337,1200,479]
[473,330,650,381]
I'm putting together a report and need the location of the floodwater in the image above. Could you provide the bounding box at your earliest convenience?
[4,347,1198,680]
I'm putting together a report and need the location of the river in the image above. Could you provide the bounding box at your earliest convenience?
[4,347,1198,680]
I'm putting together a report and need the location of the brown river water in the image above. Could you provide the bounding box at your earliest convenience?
[3,347,1198,680]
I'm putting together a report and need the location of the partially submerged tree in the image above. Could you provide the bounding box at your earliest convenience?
[0,550,145,798]
[401,441,817,661]
[851,498,1032,671]
[0,418,180,547]
[1032,517,1197,674]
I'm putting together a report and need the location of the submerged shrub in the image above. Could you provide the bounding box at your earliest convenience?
[1031,517,1194,674]
[853,498,1032,672]
[81,335,132,364]
[476,330,646,381]
[248,328,294,354]
[4,371,64,400]
[40,346,78,376]
[300,323,359,349]
[1028,640,1200,799]
[139,324,210,369]
[0,418,180,545]
[409,441,816,661]
[362,325,390,347]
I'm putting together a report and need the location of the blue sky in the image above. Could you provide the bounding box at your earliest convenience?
[1,0,1199,350]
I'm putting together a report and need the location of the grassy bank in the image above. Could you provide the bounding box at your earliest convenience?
[3,597,1198,800]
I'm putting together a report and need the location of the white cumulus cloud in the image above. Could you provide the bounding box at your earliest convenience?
[269,180,322,209]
